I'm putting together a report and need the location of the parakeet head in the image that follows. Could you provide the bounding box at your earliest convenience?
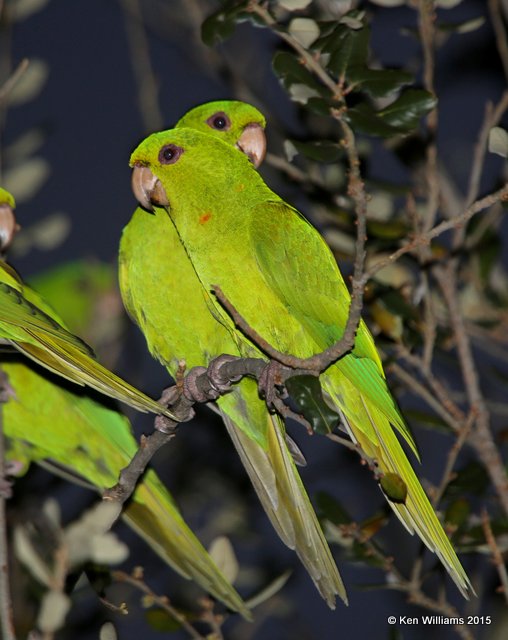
[130,128,258,213]
[0,187,19,252]
[175,100,266,168]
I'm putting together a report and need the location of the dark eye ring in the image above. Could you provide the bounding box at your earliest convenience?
[159,144,183,165]
[206,111,231,131]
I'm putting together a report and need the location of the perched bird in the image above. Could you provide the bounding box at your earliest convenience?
[120,101,346,607]
[0,189,173,418]
[127,124,473,600]
[2,359,249,618]
[0,187,248,617]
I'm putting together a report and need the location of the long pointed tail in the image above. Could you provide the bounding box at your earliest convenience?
[14,339,174,418]
[330,383,473,598]
[123,469,251,619]
[220,407,347,608]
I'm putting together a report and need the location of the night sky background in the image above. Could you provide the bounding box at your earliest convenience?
[1,1,507,639]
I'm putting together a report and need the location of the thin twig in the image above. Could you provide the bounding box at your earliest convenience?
[112,569,207,640]
[0,57,29,105]
[435,264,508,516]
[365,183,508,280]
[431,411,475,508]
[396,585,475,640]
[481,509,508,605]
[465,91,508,209]
[395,346,466,423]
[388,361,462,433]
[120,0,163,132]
[248,2,339,96]
[488,0,508,83]
[214,122,370,374]
[417,0,439,233]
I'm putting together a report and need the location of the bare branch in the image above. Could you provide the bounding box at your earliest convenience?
[366,183,508,280]
[481,509,508,606]
[120,0,163,132]
[435,264,508,516]
[488,0,508,83]
[113,569,207,640]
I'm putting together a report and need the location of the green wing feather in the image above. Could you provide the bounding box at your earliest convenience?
[0,261,174,418]
[120,105,345,608]
[218,380,347,607]
[128,127,473,598]
[3,360,250,618]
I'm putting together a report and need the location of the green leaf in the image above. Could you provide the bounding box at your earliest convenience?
[347,67,413,99]
[488,126,508,158]
[444,497,471,531]
[208,536,239,584]
[145,609,182,633]
[6,59,49,106]
[100,623,118,640]
[444,461,490,499]
[316,491,351,525]
[201,1,249,46]
[288,17,320,48]
[367,219,408,240]
[272,51,327,96]
[285,375,340,434]
[438,16,485,34]
[37,591,71,634]
[403,409,452,434]
[244,570,292,609]
[316,16,413,99]
[346,104,402,137]
[369,0,406,6]
[278,0,312,9]
[319,18,369,79]
[291,139,343,162]
[346,90,435,138]
[378,89,437,131]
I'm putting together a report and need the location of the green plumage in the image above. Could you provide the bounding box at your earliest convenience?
[2,360,249,617]
[0,186,248,616]
[125,116,473,600]
[120,101,346,607]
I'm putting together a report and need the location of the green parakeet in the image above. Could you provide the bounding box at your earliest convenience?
[126,123,473,600]
[0,189,172,418]
[0,188,248,616]
[2,359,249,618]
[120,102,346,608]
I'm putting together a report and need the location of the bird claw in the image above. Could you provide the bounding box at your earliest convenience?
[206,354,242,394]
[184,355,240,403]
[155,384,194,433]
[155,356,242,433]
[183,366,209,402]
[259,360,283,409]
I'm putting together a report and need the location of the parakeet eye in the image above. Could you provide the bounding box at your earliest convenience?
[206,111,231,131]
[159,144,183,165]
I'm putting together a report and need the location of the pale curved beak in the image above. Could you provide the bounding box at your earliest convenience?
[236,123,266,168]
[131,165,169,211]
[0,202,20,252]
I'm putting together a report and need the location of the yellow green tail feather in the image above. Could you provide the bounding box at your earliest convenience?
[324,377,472,598]
[124,471,252,618]
[218,381,347,608]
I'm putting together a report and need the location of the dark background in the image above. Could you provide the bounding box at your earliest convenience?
[2,1,506,639]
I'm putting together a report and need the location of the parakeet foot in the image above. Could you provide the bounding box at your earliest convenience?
[154,384,194,432]
[258,359,284,409]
